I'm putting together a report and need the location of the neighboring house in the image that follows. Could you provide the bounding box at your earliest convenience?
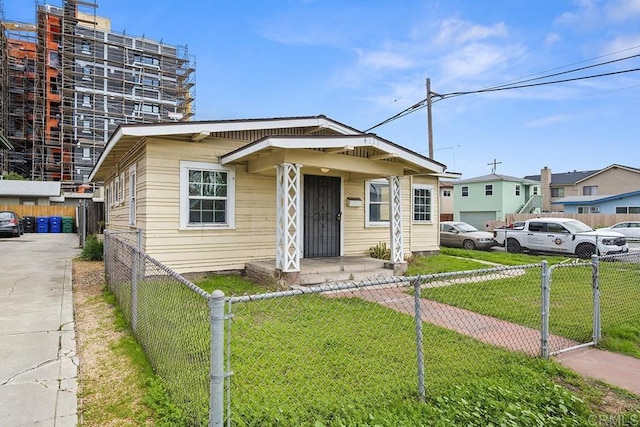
[525,165,640,212]
[0,180,61,205]
[89,115,458,285]
[439,180,454,221]
[452,174,541,230]
[551,191,640,215]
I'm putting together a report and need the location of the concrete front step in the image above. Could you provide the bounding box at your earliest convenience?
[299,267,395,286]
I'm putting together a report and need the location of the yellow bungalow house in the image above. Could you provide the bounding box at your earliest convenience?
[89,115,458,286]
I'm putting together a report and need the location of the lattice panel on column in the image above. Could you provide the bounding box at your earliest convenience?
[389,176,404,263]
[276,163,301,272]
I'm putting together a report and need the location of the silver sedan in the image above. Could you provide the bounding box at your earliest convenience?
[599,221,640,240]
[440,221,497,250]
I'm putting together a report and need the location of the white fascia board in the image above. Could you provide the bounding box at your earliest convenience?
[221,135,446,174]
[118,117,358,138]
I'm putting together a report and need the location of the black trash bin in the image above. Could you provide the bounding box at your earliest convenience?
[23,216,36,233]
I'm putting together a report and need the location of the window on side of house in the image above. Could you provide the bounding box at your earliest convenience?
[119,171,126,204]
[412,184,433,223]
[461,186,469,197]
[129,164,136,225]
[366,179,389,226]
[515,185,520,196]
[583,185,597,196]
[485,184,493,196]
[577,206,600,214]
[180,161,235,228]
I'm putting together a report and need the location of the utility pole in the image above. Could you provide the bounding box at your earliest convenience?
[426,78,434,159]
[488,159,502,174]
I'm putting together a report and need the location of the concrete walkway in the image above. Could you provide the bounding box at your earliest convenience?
[350,284,640,396]
[0,233,80,426]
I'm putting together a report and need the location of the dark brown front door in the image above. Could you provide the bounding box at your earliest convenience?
[303,175,341,257]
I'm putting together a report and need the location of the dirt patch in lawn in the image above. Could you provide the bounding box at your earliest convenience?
[73,260,154,426]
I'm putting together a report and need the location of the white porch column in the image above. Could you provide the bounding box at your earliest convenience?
[276,163,301,272]
[388,175,404,264]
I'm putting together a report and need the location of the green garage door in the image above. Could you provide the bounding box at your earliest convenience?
[459,211,496,231]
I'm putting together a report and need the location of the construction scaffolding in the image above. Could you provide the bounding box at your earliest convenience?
[0,0,195,191]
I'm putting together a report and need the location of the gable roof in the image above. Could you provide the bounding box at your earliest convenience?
[523,164,640,185]
[551,190,640,205]
[90,115,458,181]
[453,173,540,185]
[0,180,61,197]
[523,169,598,185]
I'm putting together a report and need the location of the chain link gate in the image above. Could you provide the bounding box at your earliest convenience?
[541,257,601,358]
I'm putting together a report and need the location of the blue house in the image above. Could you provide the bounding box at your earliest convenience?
[551,190,640,214]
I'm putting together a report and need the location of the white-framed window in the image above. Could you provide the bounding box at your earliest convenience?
[515,185,521,196]
[577,206,600,214]
[104,185,110,223]
[412,184,433,223]
[119,171,126,204]
[129,164,136,225]
[180,161,235,229]
[365,179,389,227]
[461,186,469,197]
[485,184,493,196]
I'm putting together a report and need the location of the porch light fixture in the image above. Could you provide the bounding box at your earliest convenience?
[320,167,330,173]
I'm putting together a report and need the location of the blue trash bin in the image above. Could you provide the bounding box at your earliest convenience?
[49,216,62,233]
[36,216,49,233]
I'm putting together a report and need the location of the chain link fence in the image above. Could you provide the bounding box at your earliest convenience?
[104,230,212,425]
[102,230,640,426]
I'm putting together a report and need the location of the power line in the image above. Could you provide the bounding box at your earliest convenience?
[365,66,640,132]
[365,49,640,132]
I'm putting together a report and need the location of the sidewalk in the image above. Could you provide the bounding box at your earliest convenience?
[0,233,80,426]
[354,285,640,396]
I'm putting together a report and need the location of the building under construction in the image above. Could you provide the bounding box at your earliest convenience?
[0,0,195,192]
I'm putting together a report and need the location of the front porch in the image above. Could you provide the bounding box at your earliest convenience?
[246,256,399,287]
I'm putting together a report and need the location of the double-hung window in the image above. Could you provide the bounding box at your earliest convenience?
[180,161,235,229]
[412,184,433,223]
[366,179,389,226]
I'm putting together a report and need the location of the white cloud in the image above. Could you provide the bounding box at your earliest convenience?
[356,49,415,71]
[545,32,561,46]
[606,0,640,21]
[439,43,525,81]
[434,19,509,47]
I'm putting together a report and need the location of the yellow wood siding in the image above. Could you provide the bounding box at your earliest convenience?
[105,135,442,273]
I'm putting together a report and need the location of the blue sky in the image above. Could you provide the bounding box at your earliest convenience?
[4,0,640,179]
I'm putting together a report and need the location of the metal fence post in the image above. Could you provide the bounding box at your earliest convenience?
[413,277,425,402]
[540,261,550,359]
[591,255,601,344]
[131,246,138,332]
[209,290,226,427]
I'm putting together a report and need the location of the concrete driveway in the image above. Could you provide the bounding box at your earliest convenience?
[0,233,80,426]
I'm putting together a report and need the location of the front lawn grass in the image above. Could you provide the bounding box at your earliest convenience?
[194,274,640,426]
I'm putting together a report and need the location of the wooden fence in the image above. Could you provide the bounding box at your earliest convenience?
[487,213,640,230]
[0,204,76,219]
